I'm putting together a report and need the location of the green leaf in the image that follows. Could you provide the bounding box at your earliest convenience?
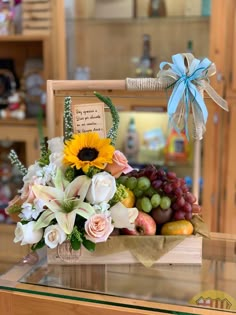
[65,167,75,182]
[94,91,119,146]
[21,220,30,225]
[70,238,81,251]
[82,239,96,252]
[31,238,45,251]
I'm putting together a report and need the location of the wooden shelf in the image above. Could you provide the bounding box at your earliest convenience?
[0,119,46,166]
[0,34,49,42]
[68,15,209,24]
[0,118,44,127]
[70,13,209,80]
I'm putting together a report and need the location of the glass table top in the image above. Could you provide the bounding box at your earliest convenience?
[1,233,236,314]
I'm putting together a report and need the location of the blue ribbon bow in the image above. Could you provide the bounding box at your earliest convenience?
[157,53,228,140]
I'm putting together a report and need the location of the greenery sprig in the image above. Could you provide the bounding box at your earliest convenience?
[65,167,75,182]
[31,238,45,251]
[94,91,119,146]
[68,226,83,250]
[109,183,128,207]
[85,166,102,178]
[68,226,95,251]
[64,96,73,141]
[8,150,27,176]
[38,137,50,167]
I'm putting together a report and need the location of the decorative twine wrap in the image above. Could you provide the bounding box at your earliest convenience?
[126,53,229,140]
[126,77,166,90]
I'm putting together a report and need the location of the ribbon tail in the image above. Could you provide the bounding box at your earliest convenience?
[188,83,208,124]
[169,100,185,134]
[206,62,217,77]
[203,82,229,111]
[184,90,190,140]
[191,101,206,140]
[167,81,185,115]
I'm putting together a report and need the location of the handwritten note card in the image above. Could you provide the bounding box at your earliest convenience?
[72,102,106,138]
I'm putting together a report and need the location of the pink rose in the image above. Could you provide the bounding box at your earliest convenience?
[85,214,114,243]
[105,150,133,178]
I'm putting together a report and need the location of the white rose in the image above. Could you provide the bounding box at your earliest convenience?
[86,171,116,205]
[44,224,67,249]
[14,221,43,245]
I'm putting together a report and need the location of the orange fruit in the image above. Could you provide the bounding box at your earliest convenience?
[161,220,193,236]
[121,189,135,208]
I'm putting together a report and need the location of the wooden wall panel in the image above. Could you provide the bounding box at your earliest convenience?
[209,0,236,96]
[223,101,236,233]
[218,110,230,232]
[202,100,224,232]
[51,0,67,79]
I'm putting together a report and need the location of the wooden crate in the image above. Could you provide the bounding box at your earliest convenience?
[46,79,206,267]
[22,0,52,35]
[47,236,203,266]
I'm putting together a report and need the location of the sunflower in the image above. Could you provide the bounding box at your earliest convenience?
[63,132,115,172]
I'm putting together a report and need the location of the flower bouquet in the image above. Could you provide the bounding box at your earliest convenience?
[6,92,207,266]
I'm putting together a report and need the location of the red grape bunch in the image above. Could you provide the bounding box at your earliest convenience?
[117,165,198,224]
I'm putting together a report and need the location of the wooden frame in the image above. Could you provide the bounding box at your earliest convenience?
[46,79,170,138]
[46,79,224,232]
[47,78,203,197]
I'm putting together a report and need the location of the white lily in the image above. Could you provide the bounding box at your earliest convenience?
[110,202,138,229]
[32,169,94,234]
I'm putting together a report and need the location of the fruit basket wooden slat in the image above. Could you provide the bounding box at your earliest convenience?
[47,236,202,266]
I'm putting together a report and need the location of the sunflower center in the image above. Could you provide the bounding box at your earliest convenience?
[78,147,99,161]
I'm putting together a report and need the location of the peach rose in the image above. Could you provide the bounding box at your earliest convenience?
[105,150,133,178]
[21,182,36,203]
[5,195,23,214]
[85,213,114,243]
[5,195,24,222]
